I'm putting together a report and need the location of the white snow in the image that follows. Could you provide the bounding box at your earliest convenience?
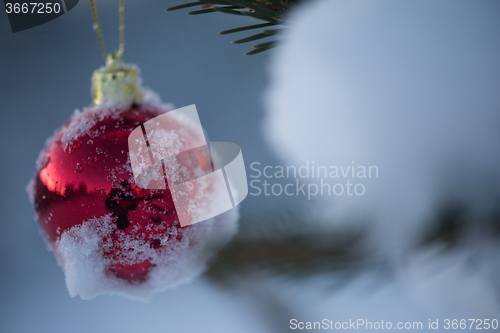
[55,208,238,301]
[264,0,500,252]
[59,89,173,152]
[263,0,500,316]
[399,241,500,317]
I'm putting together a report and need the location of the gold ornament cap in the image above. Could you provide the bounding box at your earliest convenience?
[92,52,144,106]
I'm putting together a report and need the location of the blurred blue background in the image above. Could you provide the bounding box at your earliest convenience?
[0,1,285,331]
[1,1,500,332]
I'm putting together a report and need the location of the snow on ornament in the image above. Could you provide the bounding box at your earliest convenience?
[263,0,500,316]
[27,52,240,301]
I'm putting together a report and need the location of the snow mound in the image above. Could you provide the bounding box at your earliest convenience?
[264,0,500,255]
[56,209,237,301]
[263,0,500,316]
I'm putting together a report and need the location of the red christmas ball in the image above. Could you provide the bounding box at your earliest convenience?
[29,93,237,300]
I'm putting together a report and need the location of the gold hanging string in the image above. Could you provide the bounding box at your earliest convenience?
[90,0,125,60]
[117,0,125,58]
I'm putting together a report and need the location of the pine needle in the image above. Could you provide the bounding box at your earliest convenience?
[219,22,276,35]
[166,0,302,54]
[232,29,281,44]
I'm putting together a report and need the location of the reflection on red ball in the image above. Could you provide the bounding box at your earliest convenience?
[31,104,205,283]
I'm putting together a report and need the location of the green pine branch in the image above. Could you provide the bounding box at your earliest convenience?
[166,0,303,55]
[204,210,372,284]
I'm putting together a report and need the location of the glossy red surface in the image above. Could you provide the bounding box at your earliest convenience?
[32,105,197,283]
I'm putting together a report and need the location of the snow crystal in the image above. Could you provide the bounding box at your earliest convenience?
[54,208,237,301]
[29,88,239,301]
[59,89,171,150]
[29,88,175,177]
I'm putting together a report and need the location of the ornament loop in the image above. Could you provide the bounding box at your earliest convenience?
[92,52,144,107]
[90,0,125,60]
